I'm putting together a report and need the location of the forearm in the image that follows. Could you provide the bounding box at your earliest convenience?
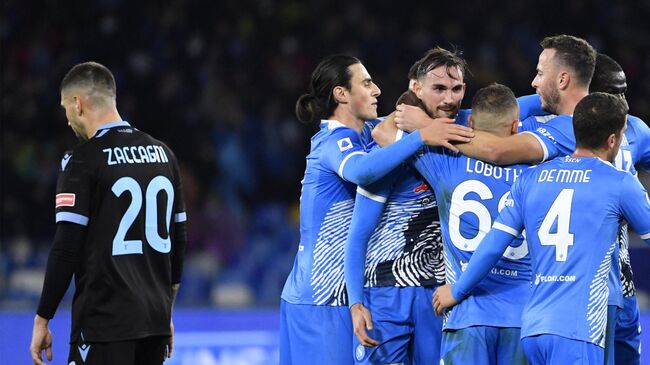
[456,131,542,165]
[36,223,86,319]
[451,229,515,301]
[171,221,187,285]
[345,192,386,306]
[343,130,422,185]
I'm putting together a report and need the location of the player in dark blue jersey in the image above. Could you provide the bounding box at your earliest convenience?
[345,48,468,365]
[30,62,187,365]
[280,55,473,365]
[434,93,650,365]
[590,53,650,365]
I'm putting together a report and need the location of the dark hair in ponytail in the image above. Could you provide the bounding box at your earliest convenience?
[295,54,361,127]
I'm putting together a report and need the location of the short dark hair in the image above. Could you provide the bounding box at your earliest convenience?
[413,47,468,82]
[573,92,628,150]
[60,61,117,100]
[540,35,596,88]
[295,54,361,126]
[590,53,626,94]
[471,83,517,115]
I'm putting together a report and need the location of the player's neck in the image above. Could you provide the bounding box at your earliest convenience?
[558,88,589,115]
[330,110,364,133]
[572,147,609,161]
[85,109,123,139]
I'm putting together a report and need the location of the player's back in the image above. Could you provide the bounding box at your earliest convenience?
[413,148,531,329]
[56,121,184,342]
[516,156,633,346]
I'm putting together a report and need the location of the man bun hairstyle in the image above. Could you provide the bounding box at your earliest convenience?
[295,54,361,127]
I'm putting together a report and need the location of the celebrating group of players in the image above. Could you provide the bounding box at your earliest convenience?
[280,35,650,365]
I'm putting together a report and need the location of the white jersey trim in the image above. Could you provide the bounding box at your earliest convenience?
[338,151,367,181]
[522,131,548,162]
[640,232,650,240]
[356,187,387,203]
[395,129,404,141]
[493,222,519,237]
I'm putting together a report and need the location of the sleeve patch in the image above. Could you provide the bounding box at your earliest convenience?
[56,193,76,208]
[337,137,353,152]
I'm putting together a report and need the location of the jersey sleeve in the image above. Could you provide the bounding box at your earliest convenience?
[517,94,544,120]
[619,173,650,243]
[320,127,369,180]
[523,116,575,162]
[344,172,396,307]
[631,116,650,171]
[54,150,93,226]
[492,175,526,237]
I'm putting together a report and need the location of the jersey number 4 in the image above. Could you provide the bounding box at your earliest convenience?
[539,188,575,262]
[111,176,174,256]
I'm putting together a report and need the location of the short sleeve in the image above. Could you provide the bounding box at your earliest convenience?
[619,173,650,240]
[320,127,368,180]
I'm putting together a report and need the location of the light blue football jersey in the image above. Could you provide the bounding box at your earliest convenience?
[281,119,376,306]
[493,156,650,347]
[412,146,531,330]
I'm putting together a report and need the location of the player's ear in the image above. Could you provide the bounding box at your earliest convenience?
[607,133,617,150]
[558,71,570,90]
[467,114,475,129]
[413,79,423,100]
[73,96,84,116]
[332,86,348,104]
[510,120,519,135]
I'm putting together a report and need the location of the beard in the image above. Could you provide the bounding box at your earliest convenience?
[541,87,561,115]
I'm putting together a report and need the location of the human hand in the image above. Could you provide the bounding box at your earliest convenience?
[419,119,474,152]
[395,104,432,132]
[30,315,53,365]
[433,284,458,316]
[350,303,379,347]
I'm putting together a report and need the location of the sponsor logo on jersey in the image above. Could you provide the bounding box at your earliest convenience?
[337,137,353,152]
[534,273,576,285]
[61,153,72,171]
[56,193,76,208]
[413,181,430,193]
[490,267,519,277]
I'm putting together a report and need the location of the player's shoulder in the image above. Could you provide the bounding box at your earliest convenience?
[627,114,649,133]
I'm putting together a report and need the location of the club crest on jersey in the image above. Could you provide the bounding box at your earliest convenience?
[413,181,430,193]
[355,344,366,361]
[56,193,76,208]
[337,137,353,152]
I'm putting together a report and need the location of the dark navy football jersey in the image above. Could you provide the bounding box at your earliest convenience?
[55,121,186,342]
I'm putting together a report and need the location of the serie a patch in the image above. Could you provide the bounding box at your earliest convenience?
[56,193,76,208]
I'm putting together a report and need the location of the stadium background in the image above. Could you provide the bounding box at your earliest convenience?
[1,1,649,364]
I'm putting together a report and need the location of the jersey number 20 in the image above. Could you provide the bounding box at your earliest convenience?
[111,176,174,256]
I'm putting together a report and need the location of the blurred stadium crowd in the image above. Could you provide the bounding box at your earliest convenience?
[2,0,649,309]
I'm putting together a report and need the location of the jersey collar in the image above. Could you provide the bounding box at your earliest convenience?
[96,120,131,131]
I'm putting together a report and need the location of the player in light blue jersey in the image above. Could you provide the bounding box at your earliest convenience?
[280,55,473,365]
[415,84,530,364]
[590,53,650,365]
[345,47,469,365]
[434,93,650,365]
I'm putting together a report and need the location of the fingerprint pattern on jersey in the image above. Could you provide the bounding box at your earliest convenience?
[617,221,636,297]
[364,197,444,287]
[311,199,355,305]
[588,242,616,347]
